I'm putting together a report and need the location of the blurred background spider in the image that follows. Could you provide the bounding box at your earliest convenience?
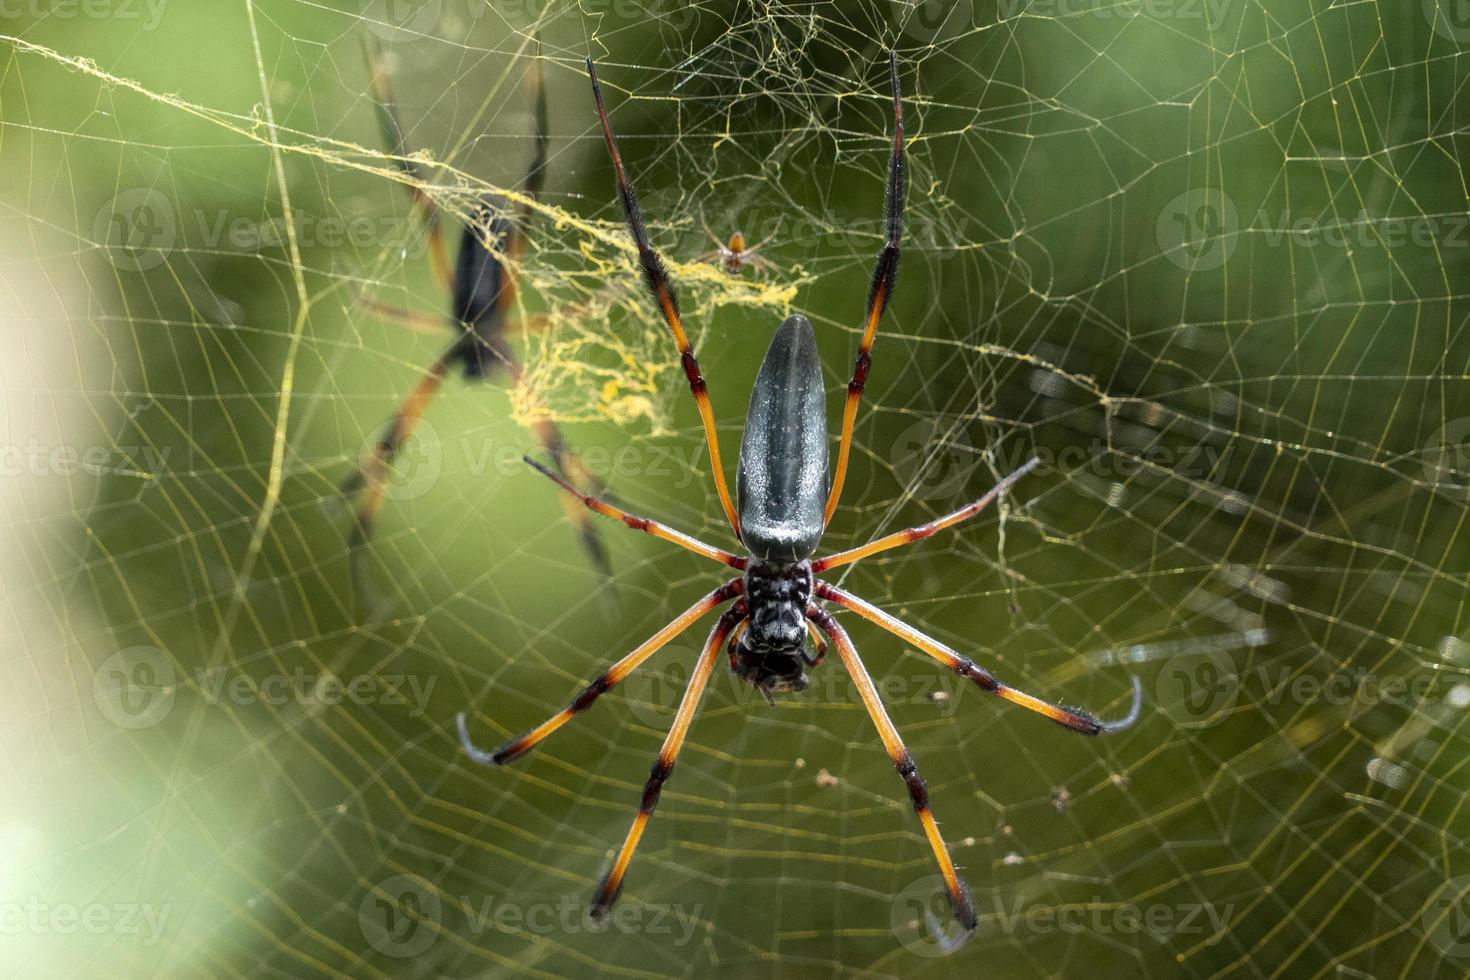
[341,39,610,599]
[698,218,779,275]
[456,51,1142,941]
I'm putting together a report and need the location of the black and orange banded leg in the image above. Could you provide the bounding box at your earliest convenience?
[824,50,905,526]
[590,601,748,917]
[587,58,741,538]
[806,605,976,935]
[492,344,618,587]
[815,582,1143,735]
[527,423,616,585]
[523,456,748,569]
[355,297,454,336]
[362,36,454,293]
[342,352,454,552]
[481,50,548,326]
[803,620,828,668]
[457,580,743,767]
[813,457,1041,573]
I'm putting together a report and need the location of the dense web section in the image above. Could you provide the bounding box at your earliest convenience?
[4,1,1470,976]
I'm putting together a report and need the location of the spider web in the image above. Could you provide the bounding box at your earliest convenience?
[4,1,1470,976]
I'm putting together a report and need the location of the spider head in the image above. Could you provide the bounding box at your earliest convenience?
[734,560,815,700]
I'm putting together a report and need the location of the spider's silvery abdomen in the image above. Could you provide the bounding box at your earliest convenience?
[737,315,828,562]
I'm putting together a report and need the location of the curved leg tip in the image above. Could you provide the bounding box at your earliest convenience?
[456,711,500,766]
[588,875,621,924]
[1097,675,1144,734]
[923,907,975,954]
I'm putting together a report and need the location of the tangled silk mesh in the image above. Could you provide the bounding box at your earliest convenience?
[3,1,1470,977]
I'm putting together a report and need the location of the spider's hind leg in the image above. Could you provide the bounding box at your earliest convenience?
[339,351,455,606]
[806,604,977,936]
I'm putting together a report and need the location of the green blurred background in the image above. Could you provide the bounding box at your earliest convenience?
[4,1,1470,976]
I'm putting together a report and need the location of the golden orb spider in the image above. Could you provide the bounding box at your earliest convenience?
[457,50,1142,942]
[698,219,780,275]
[342,40,611,598]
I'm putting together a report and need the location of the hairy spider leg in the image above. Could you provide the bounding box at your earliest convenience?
[590,600,748,917]
[825,51,905,525]
[814,457,1041,572]
[363,35,454,292]
[341,352,454,576]
[458,580,744,766]
[588,58,741,538]
[523,456,747,569]
[816,581,1143,735]
[807,605,977,934]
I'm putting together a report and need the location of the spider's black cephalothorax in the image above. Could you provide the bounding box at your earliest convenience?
[732,560,815,700]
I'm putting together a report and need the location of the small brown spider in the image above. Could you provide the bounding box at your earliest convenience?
[699,219,779,275]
